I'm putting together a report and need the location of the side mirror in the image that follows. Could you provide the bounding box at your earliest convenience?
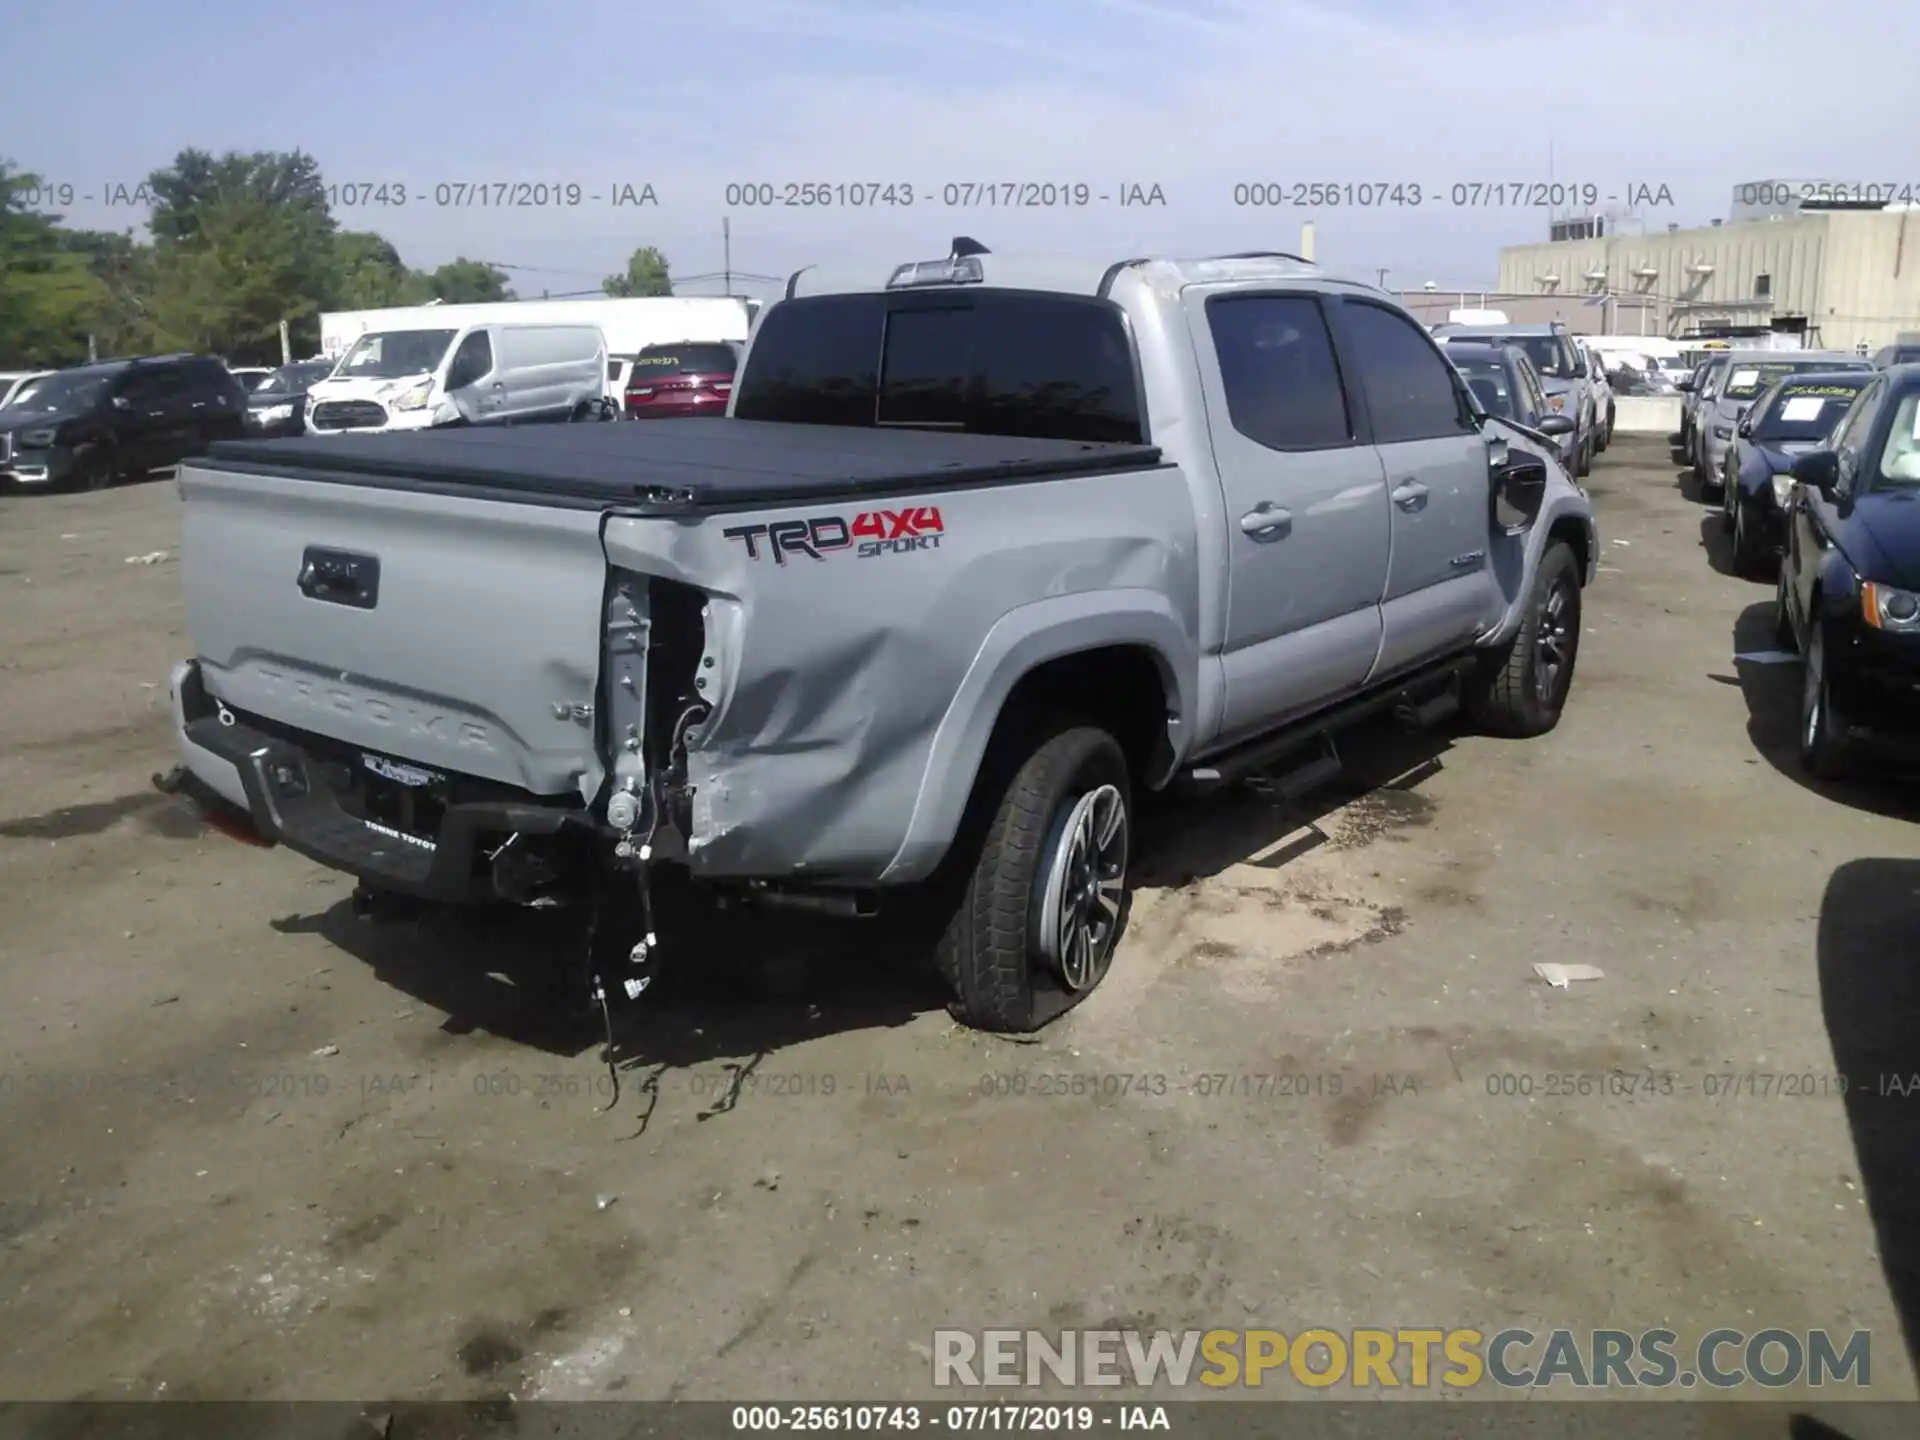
[1677,378,1694,393]
[1537,413,1576,437]
[1736,407,1753,437]
[1791,449,1840,497]
[1494,452,1550,529]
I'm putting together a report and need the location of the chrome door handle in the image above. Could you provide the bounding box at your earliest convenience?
[1239,503,1291,537]
[1392,480,1429,510]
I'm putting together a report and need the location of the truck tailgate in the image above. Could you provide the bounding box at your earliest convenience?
[178,462,608,798]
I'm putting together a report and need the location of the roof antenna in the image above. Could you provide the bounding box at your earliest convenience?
[951,236,989,258]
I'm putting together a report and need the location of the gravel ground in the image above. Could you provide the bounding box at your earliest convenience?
[2,439,1918,1421]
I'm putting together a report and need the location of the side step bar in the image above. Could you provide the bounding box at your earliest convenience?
[1179,655,1473,797]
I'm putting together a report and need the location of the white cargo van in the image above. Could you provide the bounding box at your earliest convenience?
[304,322,608,435]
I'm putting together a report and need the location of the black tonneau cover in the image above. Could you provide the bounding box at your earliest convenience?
[198,419,1166,513]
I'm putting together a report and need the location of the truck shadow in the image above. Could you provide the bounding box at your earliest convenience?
[1818,858,1920,1383]
[1133,714,1455,889]
[1724,601,1920,822]
[279,717,1459,1082]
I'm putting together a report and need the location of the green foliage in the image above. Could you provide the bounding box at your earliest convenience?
[603,246,672,297]
[426,257,513,304]
[1,147,646,368]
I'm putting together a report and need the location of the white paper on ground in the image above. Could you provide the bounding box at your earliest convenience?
[1534,963,1605,989]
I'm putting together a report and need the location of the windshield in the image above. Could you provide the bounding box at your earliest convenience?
[333,329,457,380]
[1752,382,1865,441]
[1453,358,1517,419]
[1723,361,1868,401]
[259,361,334,393]
[1881,394,1920,485]
[1455,335,1567,378]
[4,372,112,411]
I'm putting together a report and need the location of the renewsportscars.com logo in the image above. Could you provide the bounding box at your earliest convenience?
[930,1328,1872,1390]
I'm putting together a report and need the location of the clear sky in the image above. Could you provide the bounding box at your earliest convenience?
[7,0,1920,303]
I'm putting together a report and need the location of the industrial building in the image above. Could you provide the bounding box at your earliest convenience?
[1494,183,1920,350]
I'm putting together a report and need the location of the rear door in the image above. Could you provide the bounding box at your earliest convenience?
[1186,287,1391,741]
[117,368,195,470]
[183,360,248,450]
[1332,297,1497,676]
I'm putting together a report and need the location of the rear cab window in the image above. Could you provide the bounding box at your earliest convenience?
[1204,294,1353,449]
[734,291,1145,443]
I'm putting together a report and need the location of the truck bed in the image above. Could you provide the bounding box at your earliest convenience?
[199,419,1165,512]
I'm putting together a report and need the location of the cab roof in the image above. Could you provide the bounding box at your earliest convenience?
[782,245,1390,304]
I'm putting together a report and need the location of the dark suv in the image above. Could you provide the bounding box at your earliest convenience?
[0,354,248,492]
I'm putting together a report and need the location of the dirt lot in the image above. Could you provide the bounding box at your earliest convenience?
[3,438,1920,1410]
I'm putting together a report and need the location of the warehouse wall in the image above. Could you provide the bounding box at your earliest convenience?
[1499,212,1920,349]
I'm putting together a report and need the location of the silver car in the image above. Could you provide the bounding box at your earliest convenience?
[1689,349,1874,493]
[1433,322,1599,477]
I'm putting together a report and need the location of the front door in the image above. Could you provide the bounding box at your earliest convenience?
[1331,298,1499,676]
[1187,288,1392,745]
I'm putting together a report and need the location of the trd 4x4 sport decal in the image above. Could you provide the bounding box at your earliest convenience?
[723,507,945,564]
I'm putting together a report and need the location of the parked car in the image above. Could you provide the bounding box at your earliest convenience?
[1444,341,1579,468]
[621,341,740,419]
[1572,338,1615,452]
[0,354,248,492]
[1775,364,1920,776]
[0,370,54,410]
[157,243,1596,1033]
[1677,357,1724,458]
[243,360,337,439]
[303,322,610,434]
[1720,372,1874,574]
[1433,322,1600,476]
[1872,343,1920,369]
[228,366,275,391]
[1690,350,1874,492]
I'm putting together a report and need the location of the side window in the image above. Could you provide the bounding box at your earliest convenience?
[1342,301,1473,443]
[1205,294,1352,450]
[119,371,180,408]
[1517,358,1547,418]
[451,330,492,381]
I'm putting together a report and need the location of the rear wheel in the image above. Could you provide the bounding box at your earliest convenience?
[1465,540,1581,737]
[1574,433,1592,478]
[934,724,1132,1033]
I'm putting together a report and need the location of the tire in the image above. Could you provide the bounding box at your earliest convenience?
[1575,434,1592,478]
[1596,406,1612,452]
[1798,621,1850,779]
[1728,490,1766,577]
[934,724,1132,1033]
[57,444,114,493]
[1465,540,1582,738]
[1774,566,1798,651]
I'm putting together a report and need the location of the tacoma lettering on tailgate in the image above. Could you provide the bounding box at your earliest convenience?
[253,667,495,751]
[723,507,945,565]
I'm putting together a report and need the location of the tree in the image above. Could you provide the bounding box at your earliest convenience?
[332,231,433,309]
[603,246,672,297]
[141,148,339,361]
[426,257,512,304]
[0,163,113,366]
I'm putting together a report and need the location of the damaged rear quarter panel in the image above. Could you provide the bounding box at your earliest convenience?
[602,466,1200,882]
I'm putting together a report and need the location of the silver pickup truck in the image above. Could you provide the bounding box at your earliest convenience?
[159,243,1597,1033]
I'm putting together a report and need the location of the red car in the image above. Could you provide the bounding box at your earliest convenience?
[623,341,738,419]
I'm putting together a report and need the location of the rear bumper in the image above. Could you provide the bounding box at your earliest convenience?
[166,660,593,902]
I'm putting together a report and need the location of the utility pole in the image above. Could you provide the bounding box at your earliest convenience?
[1376,268,1388,290]
[723,217,732,297]
[278,319,291,364]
